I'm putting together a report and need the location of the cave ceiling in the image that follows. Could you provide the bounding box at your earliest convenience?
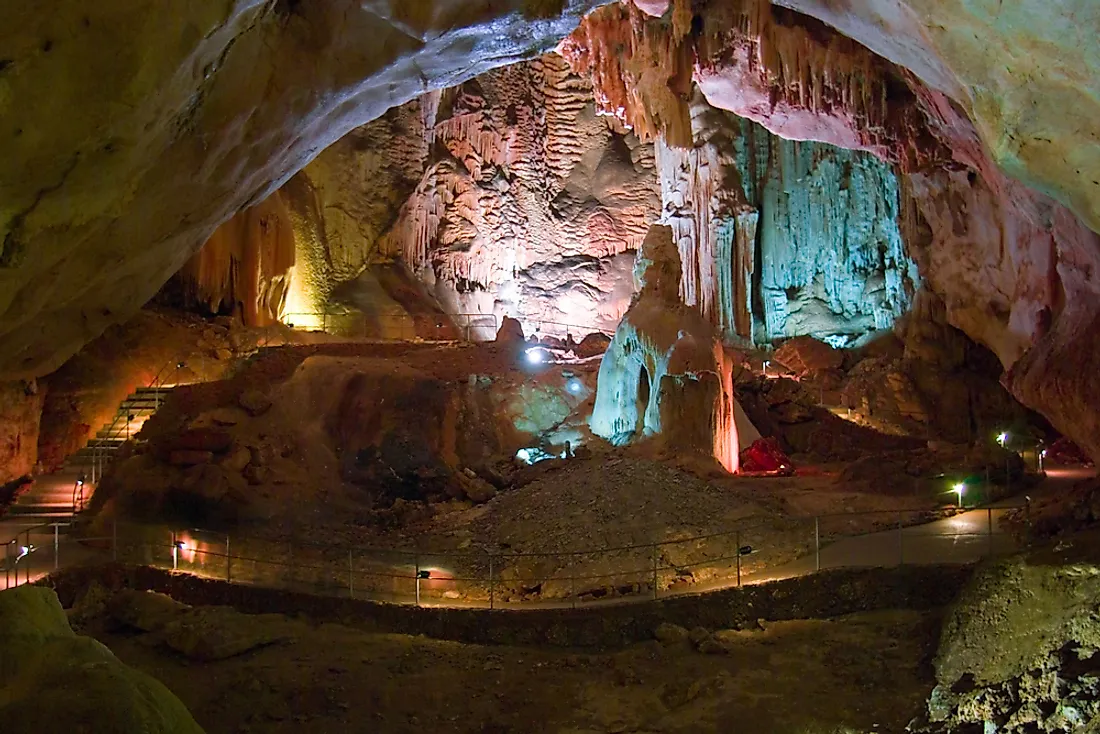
[1,0,1098,458]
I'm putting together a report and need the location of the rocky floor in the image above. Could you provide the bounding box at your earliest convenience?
[79,597,940,734]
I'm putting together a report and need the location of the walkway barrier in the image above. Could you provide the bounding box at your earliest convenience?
[279,312,499,342]
[4,501,1031,604]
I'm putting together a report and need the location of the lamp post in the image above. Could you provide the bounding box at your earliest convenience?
[952,482,966,509]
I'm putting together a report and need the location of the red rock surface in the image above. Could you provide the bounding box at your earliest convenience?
[739,437,794,474]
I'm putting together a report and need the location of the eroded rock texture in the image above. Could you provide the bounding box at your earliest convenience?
[590,225,759,471]
[0,0,606,378]
[563,0,1100,461]
[166,53,660,337]
[658,91,917,345]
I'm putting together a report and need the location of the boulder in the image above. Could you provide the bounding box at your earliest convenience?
[0,587,203,732]
[161,606,294,661]
[495,316,526,346]
[654,622,690,644]
[739,437,794,474]
[170,428,233,454]
[773,336,843,376]
[238,389,273,417]
[108,590,191,633]
[575,332,612,358]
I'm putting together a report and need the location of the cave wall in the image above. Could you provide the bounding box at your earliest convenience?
[165,53,661,338]
[658,92,917,346]
[0,0,609,379]
[367,53,661,336]
[0,381,44,485]
[562,0,1100,461]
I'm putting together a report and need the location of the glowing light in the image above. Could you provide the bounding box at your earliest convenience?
[996,431,1009,447]
[566,379,583,394]
[524,348,547,365]
[951,482,966,507]
[1041,450,1048,458]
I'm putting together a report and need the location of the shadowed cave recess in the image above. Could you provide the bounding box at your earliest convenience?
[3,1,1100,733]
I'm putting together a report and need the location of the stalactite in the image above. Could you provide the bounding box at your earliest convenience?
[562,0,951,170]
[170,188,302,326]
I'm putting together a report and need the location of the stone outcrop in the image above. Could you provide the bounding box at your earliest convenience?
[590,224,759,471]
[0,0,608,379]
[0,586,203,732]
[657,91,917,345]
[0,380,43,485]
[915,543,1100,732]
[562,0,1100,461]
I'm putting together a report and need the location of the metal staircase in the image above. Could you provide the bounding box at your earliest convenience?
[6,362,184,520]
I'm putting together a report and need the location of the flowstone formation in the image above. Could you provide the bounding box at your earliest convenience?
[658,91,917,345]
[561,0,1100,462]
[166,53,660,337]
[590,224,759,472]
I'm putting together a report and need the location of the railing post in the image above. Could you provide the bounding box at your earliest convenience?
[54,523,59,571]
[736,530,742,587]
[570,553,577,609]
[172,531,178,571]
[488,552,495,610]
[414,553,421,607]
[897,512,904,565]
[1025,497,1032,545]
[814,517,821,572]
[652,543,659,600]
[24,530,30,585]
[987,507,994,557]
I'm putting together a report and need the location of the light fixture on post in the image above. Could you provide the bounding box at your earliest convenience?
[996,431,1008,448]
[952,482,966,508]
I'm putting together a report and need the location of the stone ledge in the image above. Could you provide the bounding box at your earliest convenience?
[42,563,972,649]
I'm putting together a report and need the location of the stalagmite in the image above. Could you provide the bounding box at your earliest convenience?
[590,224,759,472]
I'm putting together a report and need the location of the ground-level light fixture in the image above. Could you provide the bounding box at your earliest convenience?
[566,378,583,394]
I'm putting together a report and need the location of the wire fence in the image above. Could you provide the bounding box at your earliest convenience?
[3,501,1030,606]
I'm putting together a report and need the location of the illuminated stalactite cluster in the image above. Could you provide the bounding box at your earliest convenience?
[560,0,949,170]
[658,95,917,345]
[372,53,661,334]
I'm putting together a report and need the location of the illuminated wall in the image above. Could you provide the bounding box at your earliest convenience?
[658,100,919,347]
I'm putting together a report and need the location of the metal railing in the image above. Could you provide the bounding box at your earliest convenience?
[89,358,189,486]
[278,311,499,342]
[4,500,1031,604]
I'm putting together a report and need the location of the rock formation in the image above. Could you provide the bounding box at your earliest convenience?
[561,0,1100,461]
[657,90,917,345]
[3,0,1100,462]
[590,224,759,472]
[0,586,203,732]
[0,0,608,378]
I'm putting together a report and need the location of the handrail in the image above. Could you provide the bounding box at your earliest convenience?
[89,357,189,486]
[3,495,1037,601]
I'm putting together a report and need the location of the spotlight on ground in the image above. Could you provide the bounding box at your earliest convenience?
[566,378,583,395]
